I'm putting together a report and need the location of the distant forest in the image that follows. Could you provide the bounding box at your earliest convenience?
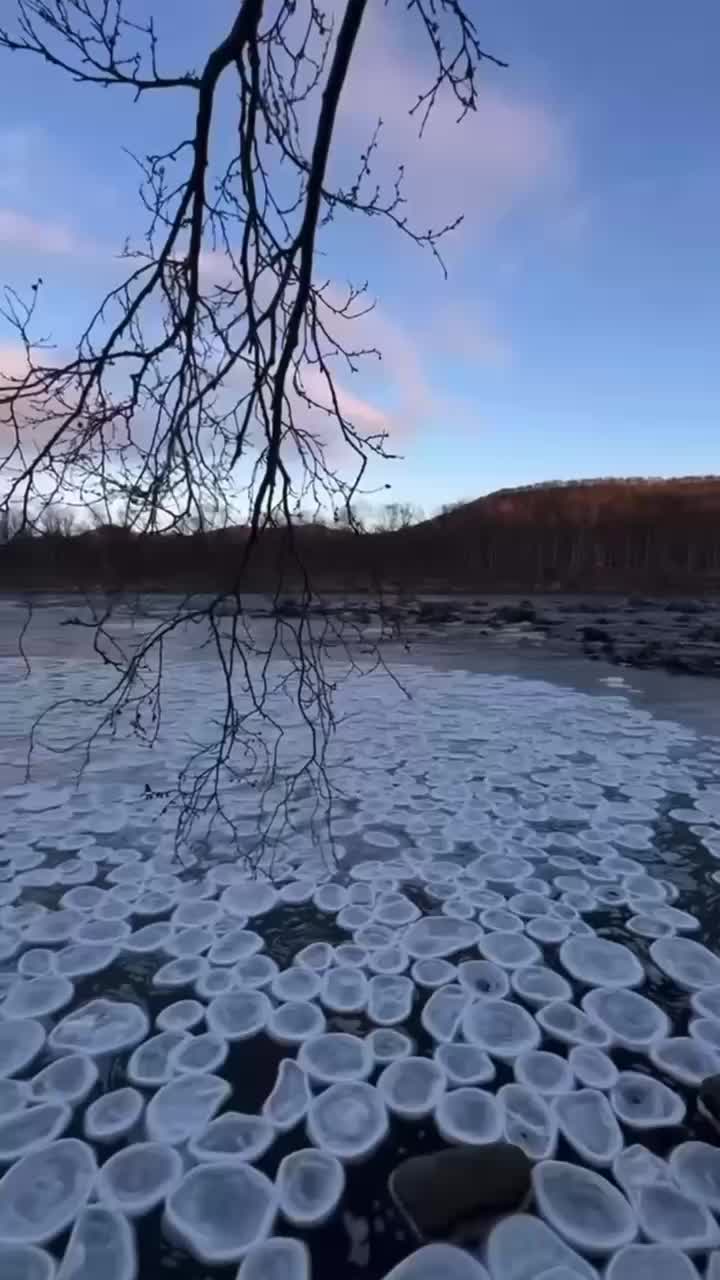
[2,477,720,595]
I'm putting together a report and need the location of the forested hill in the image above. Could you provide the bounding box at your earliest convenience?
[2,476,720,594]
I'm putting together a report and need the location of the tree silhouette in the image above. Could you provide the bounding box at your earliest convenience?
[0,0,503,859]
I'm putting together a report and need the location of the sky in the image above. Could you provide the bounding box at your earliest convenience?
[1,0,719,515]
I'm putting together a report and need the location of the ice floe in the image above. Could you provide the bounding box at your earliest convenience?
[532,1160,637,1255]
[306,1081,388,1162]
[276,1149,345,1227]
[97,1141,183,1216]
[164,1162,277,1264]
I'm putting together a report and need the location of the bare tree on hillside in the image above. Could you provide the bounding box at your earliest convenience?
[0,0,504,861]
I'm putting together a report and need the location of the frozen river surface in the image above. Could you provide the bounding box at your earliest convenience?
[1,597,720,1278]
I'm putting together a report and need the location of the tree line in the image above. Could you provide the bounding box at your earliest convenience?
[2,477,719,594]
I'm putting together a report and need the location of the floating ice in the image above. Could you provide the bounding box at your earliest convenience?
[334,943,368,967]
[206,992,272,1041]
[49,999,149,1057]
[276,1149,345,1227]
[510,966,572,1008]
[267,1002,327,1046]
[525,917,572,944]
[76,919,131,944]
[17,951,57,980]
[306,1081,388,1162]
[56,1206,136,1280]
[232,955,278,989]
[457,961,510,1000]
[0,1080,30,1120]
[514,1050,574,1096]
[123,923,174,954]
[152,957,210,991]
[127,1031,188,1088]
[3,976,74,1021]
[485,1212,597,1280]
[237,1237,310,1280]
[559,937,644,989]
[581,988,669,1050]
[97,1141,183,1217]
[156,1000,205,1032]
[411,959,457,990]
[477,933,541,971]
[0,1243,57,1280]
[298,1033,373,1085]
[612,1144,672,1198]
[0,1022,46,1079]
[353,924,395,950]
[470,854,532,883]
[172,900,223,928]
[221,883,278,918]
[145,1074,230,1144]
[568,1046,618,1090]
[479,910,524,935]
[83,1088,144,1144]
[294,943,334,972]
[377,1057,446,1119]
[262,1060,312,1132]
[0,1103,71,1162]
[208,929,262,966]
[433,1043,495,1086]
[368,945,409,976]
[610,1071,685,1129]
[669,1142,720,1211]
[321,967,368,1013]
[605,1243,700,1280]
[271,967,323,1003]
[404,916,480,960]
[421,987,466,1042]
[168,1032,228,1075]
[433,1086,503,1146]
[691,985,720,1021]
[634,1182,720,1251]
[374,896,421,927]
[535,1002,611,1049]
[689,1016,720,1050]
[498,1083,558,1159]
[381,1243,490,1279]
[368,975,414,1026]
[188,1113,275,1165]
[553,1088,623,1167]
[649,1036,720,1085]
[194,968,236,999]
[462,999,540,1061]
[0,1139,97,1245]
[279,881,316,905]
[164,1162,277,1264]
[650,937,720,990]
[29,1054,97,1107]
[367,1029,414,1064]
[532,1160,637,1255]
[25,911,83,946]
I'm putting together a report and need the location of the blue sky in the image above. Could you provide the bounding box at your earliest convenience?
[1,0,719,514]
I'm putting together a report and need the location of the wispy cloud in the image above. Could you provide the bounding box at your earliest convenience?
[334,7,570,238]
[0,207,91,258]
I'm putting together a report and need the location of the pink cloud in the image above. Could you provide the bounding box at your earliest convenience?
[332,7,569,236]
[0,208,89,257]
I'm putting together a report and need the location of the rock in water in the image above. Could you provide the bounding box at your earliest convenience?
[388,1145,531,1241]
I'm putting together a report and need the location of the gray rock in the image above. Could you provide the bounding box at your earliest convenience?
[388,1143,532,1243]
